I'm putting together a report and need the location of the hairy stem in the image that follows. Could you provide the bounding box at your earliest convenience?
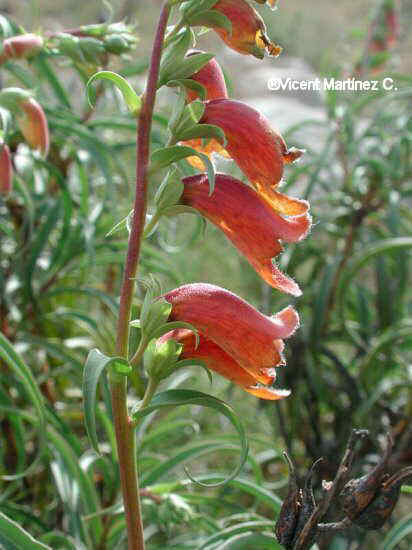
[110,4,170,550]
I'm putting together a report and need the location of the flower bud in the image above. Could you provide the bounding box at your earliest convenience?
[16,97,50,157]
[143,338,183,381]
[0,144,13,196]
[104,34,130,54]
[2,33,43,61]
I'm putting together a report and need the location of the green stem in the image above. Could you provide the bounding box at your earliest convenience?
[139,377,159,411]
[110,3,171,550]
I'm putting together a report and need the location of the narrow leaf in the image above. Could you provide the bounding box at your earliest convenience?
[83,349,130,453]
[86,71,141,114]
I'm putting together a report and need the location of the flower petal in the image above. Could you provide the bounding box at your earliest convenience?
[181,173,311,295]
[160,329,290,400]
[196,99,307,215]
[212,0,281,58]
[245,386,291,400]
[163,283,299,382]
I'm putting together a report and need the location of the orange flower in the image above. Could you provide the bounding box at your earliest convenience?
[2,34,43,62]
[0,144,13,196]
[163,283,299,384]
[160,329,291,400]
[17,98,50,157]
[211,0,282,58]
[253,0,278,9]
[181,173,311,296]
[185,50,228,102]
[189,99,308,216]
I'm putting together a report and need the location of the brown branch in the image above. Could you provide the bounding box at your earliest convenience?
[292,429,369,550]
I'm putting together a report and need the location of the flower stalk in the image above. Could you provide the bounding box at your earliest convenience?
[110,3,170,550]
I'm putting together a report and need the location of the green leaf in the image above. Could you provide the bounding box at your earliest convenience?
[83,349,131,453]
[86,71,141,114]
[379,513,412,550]
[0,333,46,480]
[217,532,282,549]
[0,512,51,549]
[140,441,239,487]
[133,389,248,486]
[150,145,216,195]
[39,532,81,550]
[199,520,276,549]
[159,27,192,86]
[33,55,72,109]
[338,238,412,335]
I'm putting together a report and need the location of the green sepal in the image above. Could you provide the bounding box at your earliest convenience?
[159,27,192,86]
[180,0,219,18]
[167,78,207,101]
[173,99,205,134]
[174,123,226,145]
[104,34,130,54]
[154,169,184,211]
[79,37,105,64]
[150,145,216,194]
[140,295,172,338]
[187,10,232,36]
[56,33,86,63]
[0,87,32,112]
[143,338,183,381]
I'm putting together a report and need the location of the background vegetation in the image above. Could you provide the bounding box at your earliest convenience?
[0,0,411,548]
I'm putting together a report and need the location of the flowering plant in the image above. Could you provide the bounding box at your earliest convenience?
[0,1,411,549]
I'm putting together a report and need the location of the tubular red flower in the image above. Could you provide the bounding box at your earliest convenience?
[189,99,308,216]
[0,144,13,196]
[211,0,282,58]
[2,34,43,61]
[163,283,299,383]
[185,51,228,102]
[160,329,291,400]
[181,173,311,296]
[17,98,50,157]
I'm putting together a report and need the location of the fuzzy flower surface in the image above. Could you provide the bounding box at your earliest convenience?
[163,283,299,384]
[181,173,311,296]
[160,329,291,400]
[187,99,308,216]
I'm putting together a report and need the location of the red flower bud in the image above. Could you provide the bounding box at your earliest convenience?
[188,99,308,216]
[212,0,282,58]
[160,329,290,400]
[17,98,50,157]
[0,144,13,196]
[186,51,228,102]
[181,173,311,296]
[2,33,43,61]
[163,283,299,383]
